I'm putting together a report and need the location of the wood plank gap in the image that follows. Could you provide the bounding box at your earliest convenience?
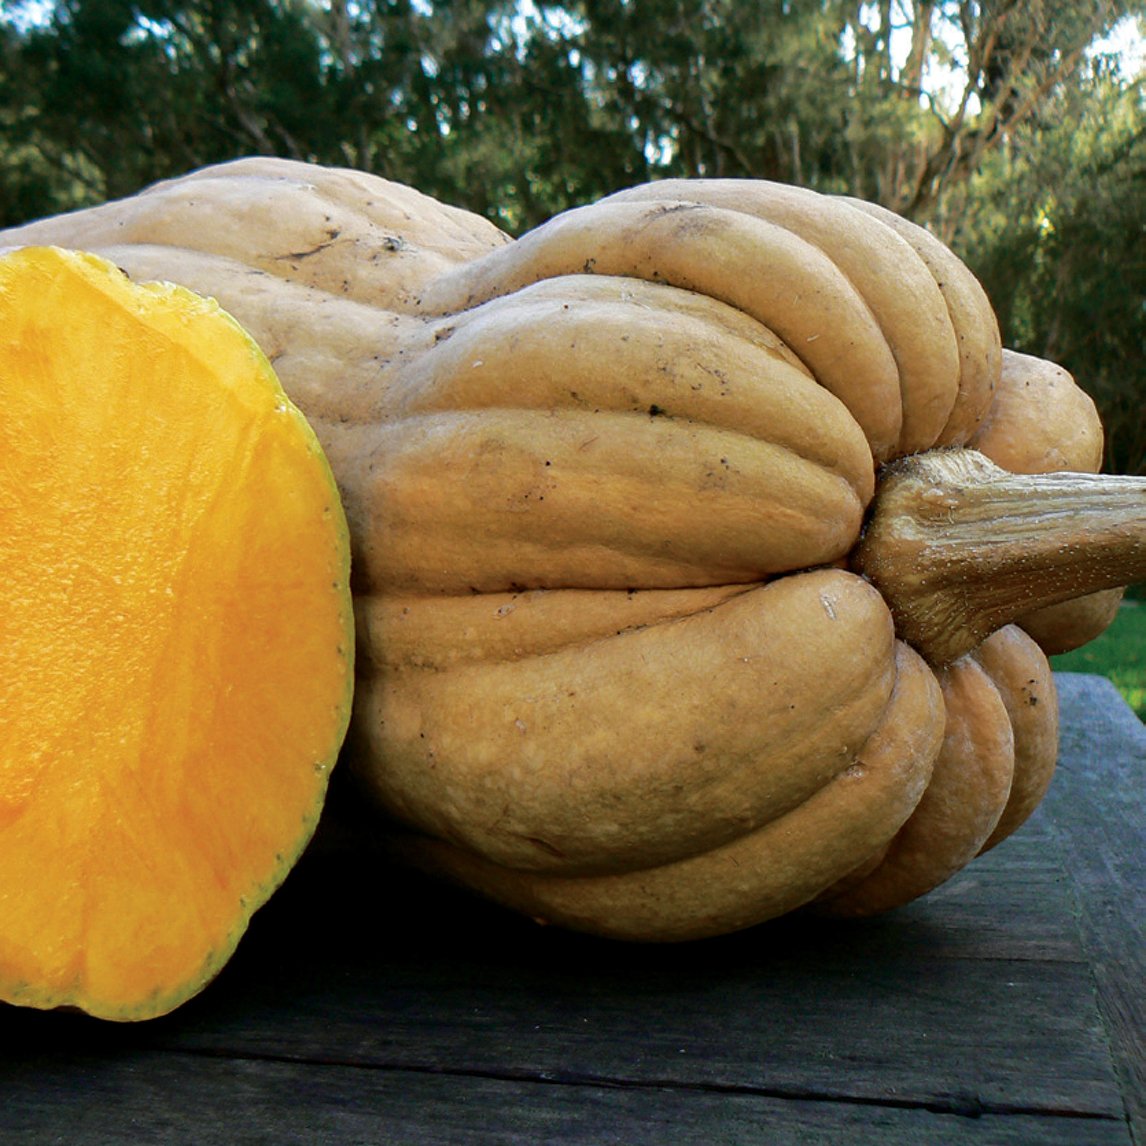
[157,1043,1130,1126]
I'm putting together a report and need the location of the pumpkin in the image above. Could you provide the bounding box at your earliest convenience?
[5,158,1143,946]
[0,246,354,1018]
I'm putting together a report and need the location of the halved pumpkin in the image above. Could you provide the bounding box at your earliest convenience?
[0,247,354,1020]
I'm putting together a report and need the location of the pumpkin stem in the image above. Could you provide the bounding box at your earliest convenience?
[852,449,1146,665]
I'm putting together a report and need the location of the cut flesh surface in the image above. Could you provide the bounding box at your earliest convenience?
[0,247,354,1020]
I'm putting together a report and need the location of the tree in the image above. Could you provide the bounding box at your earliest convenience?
[2,0,1142,468]
[3,0,1140,227]
[957,52,1146,474]
[3,0,328,202]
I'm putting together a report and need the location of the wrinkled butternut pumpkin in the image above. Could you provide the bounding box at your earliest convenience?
[5,159,1144,949]
[0,246,354,1018]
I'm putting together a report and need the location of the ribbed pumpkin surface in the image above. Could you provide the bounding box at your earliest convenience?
[4,160,1138,946]
[0,247,354,1019]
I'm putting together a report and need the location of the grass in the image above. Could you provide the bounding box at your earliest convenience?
[1050,599,1146,720]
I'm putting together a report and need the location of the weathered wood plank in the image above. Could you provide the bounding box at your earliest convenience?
[167,943,1122,1117]
[3,841,1121,1119]
[1047,674,1146,1143]
[1,1051,1132,1146]
[1,673,1140,1145]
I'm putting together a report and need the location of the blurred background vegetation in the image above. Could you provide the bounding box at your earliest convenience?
[1052,602,1146,718]
[2,1,1142,476]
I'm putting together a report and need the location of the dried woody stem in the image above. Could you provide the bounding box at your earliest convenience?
[852,449,1146,666]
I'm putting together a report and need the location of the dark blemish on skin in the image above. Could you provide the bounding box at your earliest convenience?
[526,837,567,859]
[276,228,342,260]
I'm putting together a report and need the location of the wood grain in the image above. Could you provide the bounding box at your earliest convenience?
[1048,674,1146,1142]
[3,1052,1132,1145]
[0,673,1140,1145]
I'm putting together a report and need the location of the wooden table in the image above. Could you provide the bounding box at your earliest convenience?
[4,673,1143,1145]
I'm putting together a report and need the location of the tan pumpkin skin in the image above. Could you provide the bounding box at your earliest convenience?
[838,195,1000,446]
[414,197,908,461]
[6,157,510,310]
[329,276,873,595]
[356,571,896,876]
[385,641,944,941]
[1019,589,1124,655]
[605,180,965,456]
[971,348,1104,474]
[973,626,1059,854]
[815,622,1057,916]
[1,157,1120,941]
[817,646,1017,917]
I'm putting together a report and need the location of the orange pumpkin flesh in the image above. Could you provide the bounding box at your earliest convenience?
[0,247,354,1020]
